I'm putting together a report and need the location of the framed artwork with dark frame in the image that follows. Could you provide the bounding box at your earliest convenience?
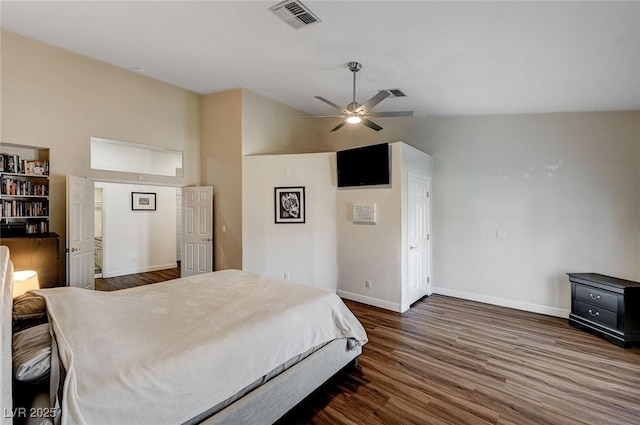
[274,186,305,224]
[131,192,157,211]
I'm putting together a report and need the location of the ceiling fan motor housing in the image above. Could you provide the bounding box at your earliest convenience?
[347,101,361,112]
[348,62,362,73]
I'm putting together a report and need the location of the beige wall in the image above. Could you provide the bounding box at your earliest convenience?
[200,89,243,270]
[242,90,322,155]
[1,31,322,276]
[1,31,200,281]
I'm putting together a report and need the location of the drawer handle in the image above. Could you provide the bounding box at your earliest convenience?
[589,293,601,301]
[588,309,600,317]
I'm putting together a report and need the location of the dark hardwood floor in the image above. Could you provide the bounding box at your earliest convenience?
[94,267,180,291]
[97,269,640,425]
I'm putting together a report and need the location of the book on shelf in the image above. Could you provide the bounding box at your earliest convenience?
[1,177,48,196]
[4,156,16,173]
[0,153,49,175]
[25,221,48,234]
[1,200,47,217]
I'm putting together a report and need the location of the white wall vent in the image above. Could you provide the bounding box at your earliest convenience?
[269,0,321,30]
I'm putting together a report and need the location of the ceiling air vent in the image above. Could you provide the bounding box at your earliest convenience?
[269,0,321,30]
[387,89,407,98]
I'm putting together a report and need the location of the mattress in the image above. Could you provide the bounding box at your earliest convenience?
[1,247,14,425]
[21,341,331,425]
[36,270,368,425]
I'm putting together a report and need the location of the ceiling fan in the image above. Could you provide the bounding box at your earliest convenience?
[303,61,414,132]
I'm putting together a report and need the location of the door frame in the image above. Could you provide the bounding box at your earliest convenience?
[93,185,106,278]
[91,181,181,278]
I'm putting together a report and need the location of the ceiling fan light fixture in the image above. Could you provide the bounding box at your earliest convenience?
[347,116,362,124]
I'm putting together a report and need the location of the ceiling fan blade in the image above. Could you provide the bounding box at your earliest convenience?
[330,122,346,132]
[368,111,414,118]
[315,96,350,114]
[361,119,383,131]
[355,90,390,113]
[300,115,346,119]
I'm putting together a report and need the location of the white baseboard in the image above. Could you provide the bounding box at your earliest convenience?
[432,287,570,318]
[103,263,178,278]
[337,290,403,313]
[400,302,411,313]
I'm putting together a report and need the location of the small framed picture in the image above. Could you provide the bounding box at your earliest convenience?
[274,186,305,224]
[131,192,156,211]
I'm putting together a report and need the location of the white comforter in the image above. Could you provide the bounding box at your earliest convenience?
[36,270,367,425]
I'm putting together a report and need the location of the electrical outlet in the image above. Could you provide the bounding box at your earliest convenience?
[366,280,372,289]
[132,257,137,263]
[283,272,290,280]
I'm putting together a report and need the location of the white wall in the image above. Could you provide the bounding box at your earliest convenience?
[317,111,640,317]
[426,113,640,317]
[90,137,183,177]
[242,153,337,291]
[336,143,403,310]
[335,142,434,312]
[242,143,434,311]
[97,182,177,277]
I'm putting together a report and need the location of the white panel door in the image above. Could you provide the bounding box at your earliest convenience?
[407,174,430,305]
[66,175,94,289]
[181,186,213,277]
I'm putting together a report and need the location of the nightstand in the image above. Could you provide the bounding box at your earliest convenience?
[567,273,640,348]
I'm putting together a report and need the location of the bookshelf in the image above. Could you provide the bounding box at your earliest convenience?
[0,146,50,236]
[0,144,60,287]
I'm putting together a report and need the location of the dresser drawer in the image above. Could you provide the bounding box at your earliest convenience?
[574,300,618,329]
[575,284,618,312]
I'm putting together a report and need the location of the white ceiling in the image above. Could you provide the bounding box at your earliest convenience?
[2,1,639,117]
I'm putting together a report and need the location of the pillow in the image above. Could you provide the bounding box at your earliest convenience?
[13,292,47,322]
[12,323,52,384]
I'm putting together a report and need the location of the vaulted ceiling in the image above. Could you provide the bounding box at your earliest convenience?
[2,1,638,117]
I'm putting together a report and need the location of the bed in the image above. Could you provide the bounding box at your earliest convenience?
[0,246,367,425]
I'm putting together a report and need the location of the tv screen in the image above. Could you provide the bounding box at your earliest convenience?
[337,143,390,187]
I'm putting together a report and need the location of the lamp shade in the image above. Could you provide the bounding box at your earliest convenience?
[13,270,40,298]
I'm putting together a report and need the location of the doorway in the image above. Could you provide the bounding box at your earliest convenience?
[92,182,179,278]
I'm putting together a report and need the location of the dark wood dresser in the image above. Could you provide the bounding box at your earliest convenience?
[568,273,640,348]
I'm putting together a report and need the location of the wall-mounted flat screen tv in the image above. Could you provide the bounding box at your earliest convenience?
[337,143,390,187]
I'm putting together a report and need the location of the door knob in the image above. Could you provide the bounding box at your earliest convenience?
[410,246,418,250]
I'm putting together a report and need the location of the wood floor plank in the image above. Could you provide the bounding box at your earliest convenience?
[96,271,640,424]
[94,267,180,291]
